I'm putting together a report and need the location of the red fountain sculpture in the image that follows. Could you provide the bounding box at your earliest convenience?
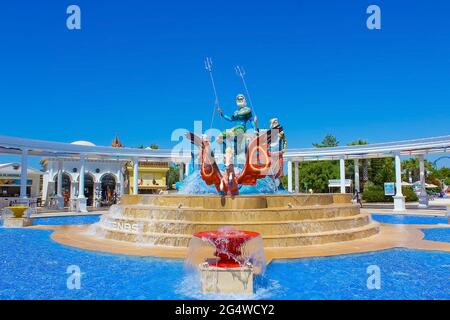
[194,230,260,268]
[185,129,283,196]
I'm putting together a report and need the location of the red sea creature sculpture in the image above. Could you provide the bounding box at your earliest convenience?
[185,129,283,196]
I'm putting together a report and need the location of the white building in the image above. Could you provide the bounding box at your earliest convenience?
[41,140,127,209]
[0,163,42,206]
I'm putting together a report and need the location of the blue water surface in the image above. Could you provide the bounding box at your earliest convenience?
[422,228,450,243]
[0,227,449,300]
[371,214,448,225]
[33,214,101,226]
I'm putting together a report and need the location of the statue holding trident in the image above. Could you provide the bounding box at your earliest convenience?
[216,94,257,144]
[183,58,286,195]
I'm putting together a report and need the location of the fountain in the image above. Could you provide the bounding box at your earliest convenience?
[72,93,379,295]
[1,206,33,228]
[185,228,265,294]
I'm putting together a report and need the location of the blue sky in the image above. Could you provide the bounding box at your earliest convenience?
[0,1,449,167]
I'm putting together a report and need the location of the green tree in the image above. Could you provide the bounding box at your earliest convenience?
[348,139,369,146]
[284,134,340,192]
[401,158,435,183]
[149,144,159,150]
[313,134,339,148]
[166,164,180,190]
[297,161,339,192]
[430,166,450,186]
[368,158,395,186]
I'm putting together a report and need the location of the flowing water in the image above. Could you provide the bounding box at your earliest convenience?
[177,168,285,195]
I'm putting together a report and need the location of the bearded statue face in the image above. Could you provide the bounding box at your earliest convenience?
[236,94,246,108]
[270,118,279,128]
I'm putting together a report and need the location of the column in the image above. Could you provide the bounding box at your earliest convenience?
[418,154,428,208]
[179,162,184,182]
[77,155,87,212]
[133,158,139,195]
[393,153,406,211]
[185,161,190,177]
[117,168,124,197]
[57,160,63,197]
[287,159,293,193]
[294,161,299,193]
[354,159,360,192]
[46,165,54,205]
[20,149,28,200]
[339,157,346,194]
[55,159,64,209]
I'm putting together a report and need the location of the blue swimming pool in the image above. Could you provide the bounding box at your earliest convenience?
[0,227,449,300]
[32,214,101,226]
[371,214,448,225]
[422,228,450,243]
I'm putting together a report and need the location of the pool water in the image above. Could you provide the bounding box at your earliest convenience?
[422,228,450,243]
[371,214,448,225]
[0,227,449,300]
[32,214,101,226]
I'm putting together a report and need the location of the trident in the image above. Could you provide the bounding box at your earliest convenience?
[205,57,220,129]
[235,65,256,120]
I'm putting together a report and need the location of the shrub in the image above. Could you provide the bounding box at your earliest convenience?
[403,187,418,202]
[362,186,418,203]
[362,186,392,203]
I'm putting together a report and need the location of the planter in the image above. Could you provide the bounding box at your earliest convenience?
[3,217,33,228]
[5,206,30,218]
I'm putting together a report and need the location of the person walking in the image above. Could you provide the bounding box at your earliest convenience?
[353,190,363,208]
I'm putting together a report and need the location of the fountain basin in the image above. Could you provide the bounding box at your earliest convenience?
[194,230,260,268]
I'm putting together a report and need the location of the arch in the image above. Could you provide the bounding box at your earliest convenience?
[54,172,72,206]
[52,171,74,183]
[100,173,117,206]
[98,172,118,184]
[77,172,95,206]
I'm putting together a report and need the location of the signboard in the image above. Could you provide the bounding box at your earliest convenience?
[384,182,395,196]
[0,179,32,186]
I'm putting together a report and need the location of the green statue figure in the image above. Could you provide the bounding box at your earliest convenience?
[217,94,257,143]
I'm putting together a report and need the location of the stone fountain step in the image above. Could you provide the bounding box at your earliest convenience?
[119,203,361,222]
[98,219,379,247]
[94,194,378,248]
[99,213,372,236]
[119,194,352,208]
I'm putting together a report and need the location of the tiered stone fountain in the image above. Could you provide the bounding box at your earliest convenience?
[93,193,379,249]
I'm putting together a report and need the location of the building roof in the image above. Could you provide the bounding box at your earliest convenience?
[70,140,96,147]
[0,163,42,175]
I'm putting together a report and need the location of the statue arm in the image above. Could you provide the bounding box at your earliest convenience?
[250,118,256,130]
[222,113,235,122]
[281,132,287,152]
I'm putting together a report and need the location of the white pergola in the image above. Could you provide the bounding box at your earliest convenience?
[0,134,449,211]
[284,135,450,210]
